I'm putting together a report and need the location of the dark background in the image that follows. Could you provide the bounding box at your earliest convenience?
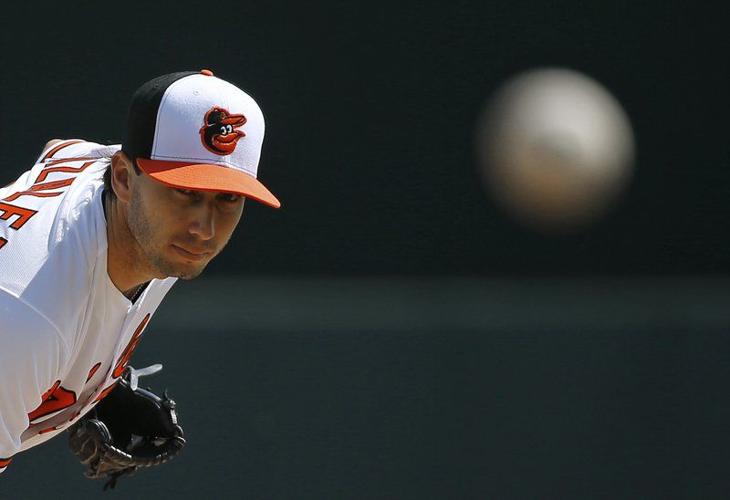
[1,1,728,499]
[1,1,727,276]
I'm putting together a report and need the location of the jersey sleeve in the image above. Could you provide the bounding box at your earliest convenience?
[0,290,68,471]
[33,138,84,164]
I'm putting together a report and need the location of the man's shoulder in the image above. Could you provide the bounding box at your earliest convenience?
[0,139,111,299]
[35,139,121,164]
[0,287,68,355]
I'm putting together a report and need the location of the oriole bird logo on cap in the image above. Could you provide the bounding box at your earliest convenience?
[199,106,247,155]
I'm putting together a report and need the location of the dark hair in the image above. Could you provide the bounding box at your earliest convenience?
[103,155,141,199]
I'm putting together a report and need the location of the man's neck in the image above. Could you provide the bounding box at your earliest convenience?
[104,190,151,299]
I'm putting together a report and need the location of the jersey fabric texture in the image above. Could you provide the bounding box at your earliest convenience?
[0,140,176,472]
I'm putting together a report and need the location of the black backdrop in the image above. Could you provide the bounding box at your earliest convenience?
[0,1,727,276]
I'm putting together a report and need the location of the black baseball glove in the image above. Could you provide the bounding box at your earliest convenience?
[68,364,185,490]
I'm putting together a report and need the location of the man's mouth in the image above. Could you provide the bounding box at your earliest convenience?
[171,244,211,261]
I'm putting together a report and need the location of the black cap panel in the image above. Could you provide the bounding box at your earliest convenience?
[122,71,198,160]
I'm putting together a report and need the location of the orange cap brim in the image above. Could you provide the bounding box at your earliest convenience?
[136,159,281,209]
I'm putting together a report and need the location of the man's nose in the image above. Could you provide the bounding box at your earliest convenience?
[188,203,215,240]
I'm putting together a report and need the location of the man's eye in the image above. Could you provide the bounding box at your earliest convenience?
[219,193,241,203]
[176,189,195,197]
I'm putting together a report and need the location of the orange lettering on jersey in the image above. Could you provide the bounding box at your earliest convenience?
[44,156,95,167]
[0,457,11,468]
[40,139,84,162]
[28,381,77,423]
[112,314,151,378]
[3,178,75,202]
[86,362,102,382]
[0,202,37,230]
[67,385,102,423]
[0,237,6,249]
[35,160,95,183]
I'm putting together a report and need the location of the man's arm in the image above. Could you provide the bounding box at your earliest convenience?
[2,139,66,192]
[40,139,64,156]
[0,290,67,472]
[32,139,65,165]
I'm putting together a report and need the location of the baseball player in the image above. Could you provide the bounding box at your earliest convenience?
[0,70,280,487]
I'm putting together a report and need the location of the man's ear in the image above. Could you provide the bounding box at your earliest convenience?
[110,151,136,203]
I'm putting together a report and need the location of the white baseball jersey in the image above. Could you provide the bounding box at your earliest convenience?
[0,140,177,473]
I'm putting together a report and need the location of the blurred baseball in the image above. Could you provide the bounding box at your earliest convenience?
[477,68,635,232]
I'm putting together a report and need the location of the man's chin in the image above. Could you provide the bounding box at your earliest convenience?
[177,268,206,280]
[151,258,208,281]
[173,261,209,280]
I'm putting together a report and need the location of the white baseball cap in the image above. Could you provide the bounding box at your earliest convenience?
[122,69,280,208]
